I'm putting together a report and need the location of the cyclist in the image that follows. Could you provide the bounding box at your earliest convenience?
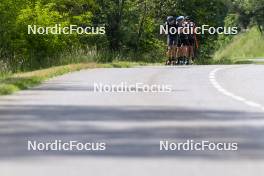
[176,16,187,64]
[185,16,196,63]
[165,16,178,65]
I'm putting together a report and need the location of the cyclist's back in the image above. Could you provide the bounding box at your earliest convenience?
[166,16,177,46]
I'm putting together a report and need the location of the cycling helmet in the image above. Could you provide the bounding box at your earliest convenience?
[167,16,174,21]
[185,16,190,20]
[176,16,184,21]
[167,16,174,23]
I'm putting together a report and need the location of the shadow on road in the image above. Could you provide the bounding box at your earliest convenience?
[1,105,264,160]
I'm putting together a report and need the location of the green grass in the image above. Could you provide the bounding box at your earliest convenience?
[0,61,146,96]
[213,27,264,64]
[0,84,19,95]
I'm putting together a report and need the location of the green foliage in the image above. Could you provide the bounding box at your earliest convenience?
[227,0,264,31]
[0,0,97,72]
[216,13,240,49]
[214,27,264,63]
[0,0,261,72]
[15,2,74,69]
[0,84,19,95]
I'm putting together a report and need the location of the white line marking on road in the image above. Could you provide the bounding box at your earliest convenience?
[209,67,264,111]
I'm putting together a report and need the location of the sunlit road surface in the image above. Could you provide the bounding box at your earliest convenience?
[1,65,264,176]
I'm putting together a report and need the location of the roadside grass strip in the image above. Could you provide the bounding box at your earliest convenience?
[0,61,147,96]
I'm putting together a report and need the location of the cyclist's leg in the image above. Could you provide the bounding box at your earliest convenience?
[178,40,185,65]
[176,37,182,59]
[189,37,195,63]
[183,38,188,58]
[167,35,173,64]
[172,36,178,64]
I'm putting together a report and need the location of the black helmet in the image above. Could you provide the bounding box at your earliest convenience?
[167,16,174,22]
[167,16,175,25]
[176,16,184,21]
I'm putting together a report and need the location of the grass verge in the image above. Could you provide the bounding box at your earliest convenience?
[0,61,147,96]
[213,27,264,64]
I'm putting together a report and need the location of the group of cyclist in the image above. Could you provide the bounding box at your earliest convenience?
[165,16,198,65]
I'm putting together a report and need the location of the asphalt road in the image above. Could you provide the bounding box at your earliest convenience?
[1,65,264,176]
